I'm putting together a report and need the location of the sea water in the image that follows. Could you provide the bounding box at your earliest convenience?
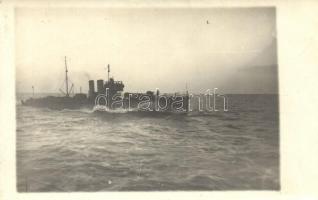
[16,94,279,191]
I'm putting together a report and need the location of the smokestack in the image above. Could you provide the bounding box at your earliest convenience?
[88,80,95,98]
[97,79,104,94]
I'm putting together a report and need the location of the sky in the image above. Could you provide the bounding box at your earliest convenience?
[15,7,277,94]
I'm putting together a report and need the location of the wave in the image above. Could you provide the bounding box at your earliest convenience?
[93,106,133,113]
[93,107,188,117]
[59,108,94,114]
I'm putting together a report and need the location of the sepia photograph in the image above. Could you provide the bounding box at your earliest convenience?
[2,0,318,199]
[14,7,280,192]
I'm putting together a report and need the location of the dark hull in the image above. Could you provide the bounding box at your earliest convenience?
[22,94,190,113]
[21,96,94,110]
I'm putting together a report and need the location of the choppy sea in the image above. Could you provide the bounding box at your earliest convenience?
[16,94,279,191]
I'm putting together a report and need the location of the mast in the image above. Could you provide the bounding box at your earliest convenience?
[65,56,69,97]
[185,83,189,112]
[107,64,110,82]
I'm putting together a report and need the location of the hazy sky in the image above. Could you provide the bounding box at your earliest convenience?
[16,7,277,94]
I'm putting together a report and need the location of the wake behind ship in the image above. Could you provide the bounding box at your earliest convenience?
[21,57,190,113]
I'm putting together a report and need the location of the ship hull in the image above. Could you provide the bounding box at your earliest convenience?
[21,96,94,110]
